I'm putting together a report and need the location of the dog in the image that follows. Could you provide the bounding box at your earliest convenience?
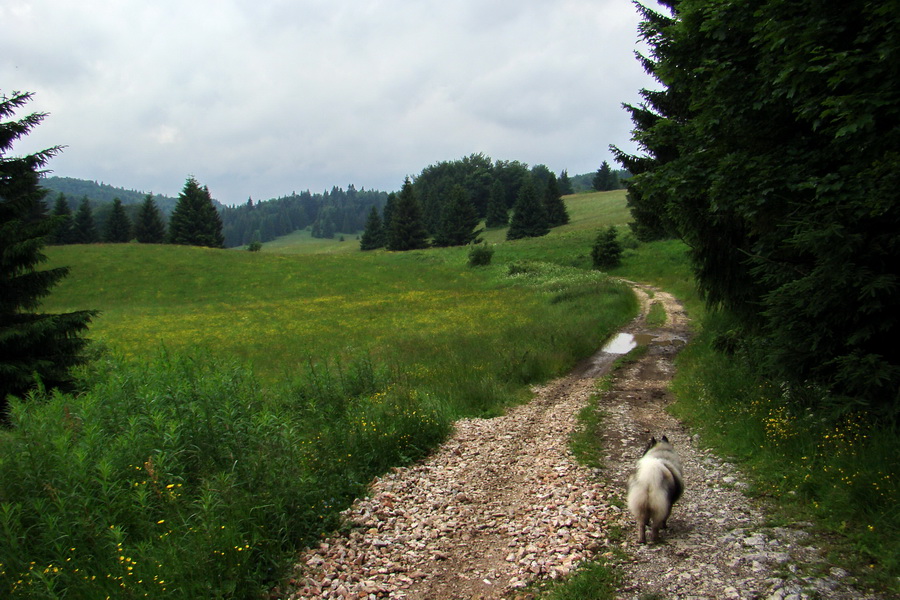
[626,435,684,543]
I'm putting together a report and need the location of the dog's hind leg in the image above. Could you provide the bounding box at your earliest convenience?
[635,509,648,543]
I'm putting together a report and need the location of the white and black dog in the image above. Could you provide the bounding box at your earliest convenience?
[626,435,684,543]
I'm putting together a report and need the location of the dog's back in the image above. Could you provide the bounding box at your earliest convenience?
[626,436,683,543]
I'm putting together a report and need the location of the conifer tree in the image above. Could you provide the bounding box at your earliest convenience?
[485,179,509,228]
[592,161,617,191]
[382,192,397,232]
[558,170,574,195]
[359,205,385,250]
[168,177,224,248]
[133,193,167,243]
[386,177,428,251]
[433,185,482,247]
[591,226,622,270]
[50,192,74,244]
[506,177,549,240]
[543,172,569,227]
[0,91,96,409]
[72,197,98,243]
[104,197,132,243]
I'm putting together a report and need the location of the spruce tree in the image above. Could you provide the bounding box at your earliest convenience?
[386,177,428,251]
[104,197,132,243]
[506,177,549,240]
[0,91,96,409]
[543,172,569,227]
[359,205,384,250]
[591,226,623,270]
[49,192,74,244]
[592,161,617,191]
[72,197,98,243]
[558,170,574,195]
[134,193,167,243]
[168,177,224,248]
[485,179,509,228]
[432,185,482,247]
[382,192,397,232]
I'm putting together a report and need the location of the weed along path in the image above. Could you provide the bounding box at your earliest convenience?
[285,284,879,600]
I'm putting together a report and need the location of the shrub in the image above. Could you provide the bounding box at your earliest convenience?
[591,226,623,270]
[467,241,494,266]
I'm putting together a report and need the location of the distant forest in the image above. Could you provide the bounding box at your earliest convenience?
[39,159,627,248]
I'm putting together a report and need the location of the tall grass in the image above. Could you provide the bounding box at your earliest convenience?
[670,312,900,592]
[610,238,899,593]
[3,241,637,598]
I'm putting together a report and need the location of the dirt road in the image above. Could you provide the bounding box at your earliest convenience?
[285,283,879,600]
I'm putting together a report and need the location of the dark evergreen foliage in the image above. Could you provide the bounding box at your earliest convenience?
[133,193,167,243]
[558,170,574,195]
[104,198,131,243]
[591,226,623,270]
[617,1,900,415]
[543,172,569,227]
[432,185,483,247]
[386,177,429,251]
[40,176,178,214]
[381,192,396,233]
[168,177,224,248]
[219,186,387,247]
[484,179,509,228]
[49,192,74,245]
[592,161,618,191]
[0,91,96,410]
[506,177,549,240]
[72,197,99,243]
[359,206,384,250]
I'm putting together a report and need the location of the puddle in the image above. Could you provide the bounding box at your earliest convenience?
[601,333,639,354]
[578,331,687,378]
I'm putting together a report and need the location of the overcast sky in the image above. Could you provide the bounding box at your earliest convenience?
[2,0,658,205]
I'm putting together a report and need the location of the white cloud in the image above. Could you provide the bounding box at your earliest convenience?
[1,0,657,203]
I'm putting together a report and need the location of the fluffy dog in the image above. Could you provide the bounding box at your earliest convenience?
[626,435,684,543]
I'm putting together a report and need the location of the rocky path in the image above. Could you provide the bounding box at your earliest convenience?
[285,283,881,600]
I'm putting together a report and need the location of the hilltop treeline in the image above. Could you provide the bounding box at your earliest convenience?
[41,176,179,214]
[220,185,388,247]
[38,158,627,249]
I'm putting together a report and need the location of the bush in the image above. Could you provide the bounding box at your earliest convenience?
[467,241,494,266]
[247,240,262,252]
[591,226,622,270]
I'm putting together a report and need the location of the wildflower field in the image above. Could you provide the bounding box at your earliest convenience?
[1,194,640,599]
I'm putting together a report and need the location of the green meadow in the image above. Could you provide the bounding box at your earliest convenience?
[3,187,896,598]
[2,191,640,598]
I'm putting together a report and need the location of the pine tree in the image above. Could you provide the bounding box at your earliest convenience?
[558,170,574,195]
[386,177,429,251]
[485,179,509,228]
[72,197,98,243]
[506,177,549,240]
[49,192,74,244]
[543,172,569,227]
[433,185,482,247]
[382,192,397,232]
[134,193,167,243]
[591,226,623,270]
[592,161,617,191]
[104,197,132,243]
[0,91,96,409]
[359,205,384,250]
[168,177,224,248]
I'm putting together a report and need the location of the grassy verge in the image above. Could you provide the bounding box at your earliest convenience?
[612,238,899,595]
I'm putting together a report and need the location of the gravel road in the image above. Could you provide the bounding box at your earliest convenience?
[284,283,883,600]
